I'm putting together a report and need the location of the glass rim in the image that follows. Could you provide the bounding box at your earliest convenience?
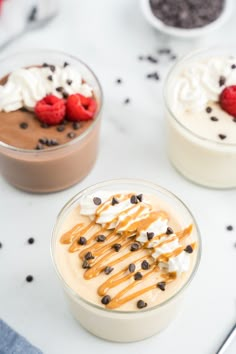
[163,46,236,148]
[51,178,202,315]
[0,49,103,154]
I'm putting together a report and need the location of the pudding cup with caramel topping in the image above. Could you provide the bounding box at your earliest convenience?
[51,179,201,342]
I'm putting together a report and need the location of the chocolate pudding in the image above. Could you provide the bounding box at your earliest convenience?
[0,50,103,193]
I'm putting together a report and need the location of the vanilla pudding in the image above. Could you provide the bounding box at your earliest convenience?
[52,179,201,342]
[165,48,236,188]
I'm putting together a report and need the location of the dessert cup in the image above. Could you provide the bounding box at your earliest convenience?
[51,179,201,342]
[164,47,236,189]
[0,50,103,193]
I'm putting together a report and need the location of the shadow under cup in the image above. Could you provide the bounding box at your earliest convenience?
[0,50,103,193]
[51,179,201,342]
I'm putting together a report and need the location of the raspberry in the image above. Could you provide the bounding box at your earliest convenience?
[220,86,236,117]
[34,95,66,125]
[66,94,97,121]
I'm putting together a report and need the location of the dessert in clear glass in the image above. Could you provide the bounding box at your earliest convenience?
[0,49,103,193]
[52,179,201,342]
[164,47,236,188]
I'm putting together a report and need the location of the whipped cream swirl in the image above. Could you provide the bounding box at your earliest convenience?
[0,64,93,112]
[172,56,236,112]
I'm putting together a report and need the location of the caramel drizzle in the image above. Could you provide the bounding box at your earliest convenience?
[60,196,195,309]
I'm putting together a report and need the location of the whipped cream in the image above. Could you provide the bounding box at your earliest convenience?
[173,56,236,113]
[0,64,93,112]
[159,251,190,275]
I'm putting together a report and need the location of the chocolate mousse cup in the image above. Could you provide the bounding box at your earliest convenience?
[51,179,201,342]
[0,50,103,193]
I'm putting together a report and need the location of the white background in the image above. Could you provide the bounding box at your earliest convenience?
[1,1,236,353]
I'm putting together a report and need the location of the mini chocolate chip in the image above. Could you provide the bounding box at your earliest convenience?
[137,194,143,202]
[112,243,121,252]
[232,64,236,69]
[0,242,2,248]
[206,106,212,113]
[226,225,233,231]
[93,197,102,205]
[219,76,226,87]
[116,78,122,84]
[66,79,72,85]
[147,55,158,63]
[137,300,147,309]
[28,6,37,22]
[72,122,80,130]
[170,55,177,60]
[138,55,144,60]
[50,65,56,73]
[219,134,226,140]
[104,266,114,275]
[42,63,49,67]
[147,72,159,80]
[67,131,76,139]
[82,260,90,269]
[111,197,119,205]
[233,118,236,123]
[184,245,193,254]
[35,144,44,150]
[166,227,174,235]
[124,98,130,104]
[56,86,63,92]
[50,139,59,146]
[96,235,106,242]
[130,195,138,204]
[28,237,35,244]
[19,122,28,129]
[210,116,219,122]
[63,92,69,99]
[158,48,171,55]
[134,272,143,281]
[63,62,69,67]
[128,263,136,273]
[130,243,140,252]
[26,275,33,282]
[47,75,53,81]
[141,260,150,270]
[147,232,154,240]
[40,122,49,128]
[39,137,48,144]
[57,125,65,132]
[157,281,166,291]
[101,295,111,305]
[78,237,87,245]
[84,251,94,260]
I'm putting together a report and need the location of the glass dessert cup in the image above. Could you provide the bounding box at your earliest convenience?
[0,50,103,193]
[51,179,201,342]
[164,48,236,189]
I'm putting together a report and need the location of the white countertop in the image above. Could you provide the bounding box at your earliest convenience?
[1,1,236,353]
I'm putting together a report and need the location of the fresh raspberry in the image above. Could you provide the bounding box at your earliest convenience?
[35,95,66,125]
[220,86,236,117]
[66,94,97,121]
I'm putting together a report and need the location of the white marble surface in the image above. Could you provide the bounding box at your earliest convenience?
[1,1,236,353]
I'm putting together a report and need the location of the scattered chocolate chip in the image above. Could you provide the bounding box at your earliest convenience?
[82,260,91,269]
[210,116,219,122]
[206,106,212,114]
[137,194,143,202]
[138,55,144,60]
[147,55,158,64]
[232,64,236,69]
[35,144,44,150]
[112,243,121,252]
[56,86,63,92]
[66,79,72,85]
[130,195,138,204]
[50,139,59,146]
[146,72,159,80]
[128,263,136,273]
[57,125,65,132]
[39,137,48,145]
[40,122,49,128]
[26,275,33,282]
[233,118,236,123]
[219,76,226,87]
[49,65,55,73]
[47,75,53,81]
[67,131,76,139]
[147,232,154,240]
[166,227,174,235]
[72,122,80,130]
[218,134,226,140]
[157,281,166,291]
[93,197,102,205]
[226,225,233,231]
[104,266,114,275]
[28,6,37,22]
[184,245,193,254]
[63,92,69,99]
[0,242,2,248]
[78,237,87,245]
[116,78,122,84]
[124,98,130,104]
[27,237,35,245]
[84,251,94,260]
[42,63,49,68]
[19,122,28,129]
[63,62,69,67]
[170,55,177,60]
[96,234,106,242]
[158,48,171,55]
[111,197,119,205]
[130,243,140,252]
[101,295,111,305]
[134,272,143,281]
[141,260,150,270]
[137,300,147,309]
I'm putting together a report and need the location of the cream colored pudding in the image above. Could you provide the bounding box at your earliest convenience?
[165,50,236,188]
[52,180,201,342]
